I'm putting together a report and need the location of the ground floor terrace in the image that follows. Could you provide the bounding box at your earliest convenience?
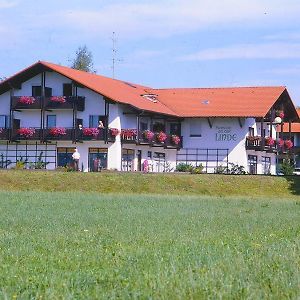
[0,141,277,174]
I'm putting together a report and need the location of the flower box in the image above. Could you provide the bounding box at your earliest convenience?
[109,128,120,136]
[265,137,275,146]
[156,131,167,143]
[121,129,137,139]
[17,127,36,138]
[82,128,100,138]
[49,127,67,136]
[142,130,154,141]
[171,135,181,145]
[50,96,66,103]
[18,96,36,105]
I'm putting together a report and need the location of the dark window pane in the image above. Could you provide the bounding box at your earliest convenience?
[63,84,72,97]
[32,86,41,97]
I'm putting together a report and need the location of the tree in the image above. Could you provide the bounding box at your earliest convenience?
[70,45,95,73]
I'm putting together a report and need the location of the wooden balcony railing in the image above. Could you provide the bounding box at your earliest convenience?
[43,128,74,141]
[12,128,43,141]
[11,96,85,111]
[12,96,42,110]
[245,136,277,152]
[44,96,85,111]
[121,129,183,148]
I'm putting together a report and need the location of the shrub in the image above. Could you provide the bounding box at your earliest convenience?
[279,159,295,175]
[176,163,194,172]
[190,164,204,174]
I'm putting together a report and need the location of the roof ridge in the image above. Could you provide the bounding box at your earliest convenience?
[151,86,286,91]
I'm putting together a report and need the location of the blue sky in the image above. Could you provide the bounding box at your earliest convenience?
[1,0,300,104]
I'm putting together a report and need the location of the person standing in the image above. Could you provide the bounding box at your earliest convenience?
[72,148,80,171]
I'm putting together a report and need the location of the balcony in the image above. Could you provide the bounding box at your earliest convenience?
[45,96,85,111]
[75,128,116,142]
[0,128,9,140]
[12,96,42,110]
[245,136,277,153]
[12,128,43,141]
[121,129,183,149]
[43,128,74,141]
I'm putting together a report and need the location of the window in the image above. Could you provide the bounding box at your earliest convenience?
[140,121,148,131]
[170,123,181,135]
[262,156,271,175]
[32,86,41,97]
[147,151,152,159]
[89,148,108,171]
[248,155,257,174]
[248,127,254,136]
[189,119,201,137]
[152,122,165,132]
[63,83,73,97]
[32,86,52,97]
[122,149,135,171]
[153,152,165,172]
[89,115,107,128]
[57,147,76,167]
[0,115,8,128]
[46,115,56,128]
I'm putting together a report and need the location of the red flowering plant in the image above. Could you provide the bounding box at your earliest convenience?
[83,128,100,138]
[17,127,36,138]
[49,127,67,136]
[18,96,36,105]
[284,139,293,149]
[109,128,120,136]
[277,138,285,148]
[121,129,137,139]
[265,136,275,146]
[143,130,154,141]
[156,131,167,143]
[50,96,66,103]
[276,110,285,119]
[171,135,181,145]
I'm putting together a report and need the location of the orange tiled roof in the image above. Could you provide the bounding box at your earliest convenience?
[149,87,286,117]
[0,61,292,118]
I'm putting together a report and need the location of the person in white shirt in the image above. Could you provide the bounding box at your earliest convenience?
[72,148,80,171]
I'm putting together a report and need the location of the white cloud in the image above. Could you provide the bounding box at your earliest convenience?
[180,43,300,61]
[0,0,18,9]
[52,0,300,39]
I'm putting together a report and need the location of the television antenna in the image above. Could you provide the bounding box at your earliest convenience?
[111,32,123,79]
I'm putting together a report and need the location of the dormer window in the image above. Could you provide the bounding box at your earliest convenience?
[142,94,158,103]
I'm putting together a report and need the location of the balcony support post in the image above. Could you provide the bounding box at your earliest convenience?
[9,87,14,141]
[289,120,292,139]
[41,72,46,142]
[260,118,265,150]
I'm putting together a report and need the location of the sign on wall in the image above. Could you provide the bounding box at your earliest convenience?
[215,126,237,142]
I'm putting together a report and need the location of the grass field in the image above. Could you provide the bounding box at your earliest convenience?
[0,191,299,299]
[0,170,300,197]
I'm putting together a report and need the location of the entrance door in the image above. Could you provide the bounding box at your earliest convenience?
[88,148,108,171]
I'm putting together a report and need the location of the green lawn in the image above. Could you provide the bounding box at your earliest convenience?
[0,192,299,299]
[0,170,300,197]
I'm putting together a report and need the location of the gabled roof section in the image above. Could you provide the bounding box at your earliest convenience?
[0,61,297,119]
[150,86,288,118]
